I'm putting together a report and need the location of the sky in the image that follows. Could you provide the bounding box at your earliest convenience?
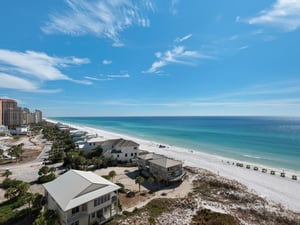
[1,0,300,117]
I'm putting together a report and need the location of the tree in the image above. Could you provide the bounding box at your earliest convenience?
[108,170,116,182]
[156,175,162,190]
[3,180,29,199]
[147,177,154,190]
[49,167,56,174]
[39,166,50,176]
[4,187,16,200]
[2,169,12,178]
[38,166,56,183]
[92,157,102,169]
[135,176,144,193]
[16,181,30,196]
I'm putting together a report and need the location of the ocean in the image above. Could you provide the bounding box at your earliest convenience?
[51,116,300,172]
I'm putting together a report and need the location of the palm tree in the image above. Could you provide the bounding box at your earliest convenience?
[108,170,116,182]
[49,167,56,174]
[4,187,16,200]
[16,182,30,196]
[39,166,50,176]
[147,177,154,191]
[156,175,162,190]
[2,169,12,178]
[18,143,24,161]
[135,176,144,193]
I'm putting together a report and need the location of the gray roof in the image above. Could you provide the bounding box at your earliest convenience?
[43,170,120,211]
[138,153,163,160]
[101,138,139,148]
[149,157,182,168]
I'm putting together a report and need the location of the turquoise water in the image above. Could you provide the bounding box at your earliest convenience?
[51,116,300,171]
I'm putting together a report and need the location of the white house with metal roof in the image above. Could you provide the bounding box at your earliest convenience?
[77,137,139,162]
[101,139,139,162]
[43,170,120,225]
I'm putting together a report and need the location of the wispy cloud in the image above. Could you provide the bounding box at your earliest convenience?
[42,0,154,46]
[175,34,192,43]
[107,73,130,78]
[102,59,112,65]
[144,45,210,74]
[85,72,130,81]
[0,49,91,92]
[248,0,300,31]
[238,45,249,50]
[170,0,180,15]
[229,35,239,41]
[0,73,62,93]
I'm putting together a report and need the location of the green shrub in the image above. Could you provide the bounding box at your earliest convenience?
[38,173,56,184]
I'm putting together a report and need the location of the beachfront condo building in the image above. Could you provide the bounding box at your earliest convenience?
[0,98,43,127]
[43,170,120,225]
[0,98,20,127]
[138,153,185,183]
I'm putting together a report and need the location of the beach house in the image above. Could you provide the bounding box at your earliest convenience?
[77,136,106,151]
[43,170,120,225]
[101,138,139,162]
[138,153,185,183]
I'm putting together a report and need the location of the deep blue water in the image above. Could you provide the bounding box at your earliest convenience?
[51,116,300,171]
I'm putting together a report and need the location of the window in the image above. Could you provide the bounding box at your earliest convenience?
[81,204,87,212]
[117,154,119,158]
[134,147,137,150]
[94,194,111,207]
[92,212,95,218]
[72,206,80,215]
[131,153,133,156]
[125,153,127,157]
[71,221,79,225]
[134,153,137,156]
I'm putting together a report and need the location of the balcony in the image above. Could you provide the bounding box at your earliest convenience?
[67,212,88,224]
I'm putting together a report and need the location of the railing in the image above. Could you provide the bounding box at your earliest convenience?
[67,212,88,223]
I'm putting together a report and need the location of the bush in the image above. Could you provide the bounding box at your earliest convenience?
[191,209,238,225]
[38,173,56,184]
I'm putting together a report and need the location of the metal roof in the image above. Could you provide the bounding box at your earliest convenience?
[149,157,182,168]
[101,138,139,148]
[138,153,163,160]
[43,170,120,211]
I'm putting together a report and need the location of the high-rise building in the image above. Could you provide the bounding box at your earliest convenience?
[0,98,19,127]
[0,98,42,127]
[34,109,43,123]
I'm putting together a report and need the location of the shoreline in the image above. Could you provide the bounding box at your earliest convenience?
[46,118,300,212]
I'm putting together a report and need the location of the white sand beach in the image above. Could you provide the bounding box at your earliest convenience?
[47,119,300,212]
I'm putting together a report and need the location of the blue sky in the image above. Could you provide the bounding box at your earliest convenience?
[1,0,300,117]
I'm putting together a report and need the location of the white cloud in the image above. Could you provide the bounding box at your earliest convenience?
[0,73,62,93]
[107,73,130,78]
[102,59,112,65]
[238,45,249,50]
[175,34,192,43]
[42,0,153,46]
[229,35,239,40]
[170,0,180,15]
[0,49,91,92]
[144,45,210,74]
[248,0,300,31]
[84,73,129,81]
